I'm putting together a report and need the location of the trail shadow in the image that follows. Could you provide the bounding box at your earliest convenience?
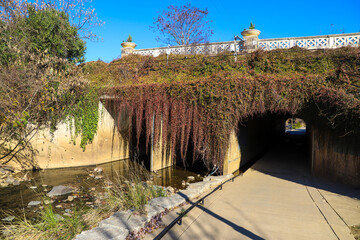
[176,192,265,240]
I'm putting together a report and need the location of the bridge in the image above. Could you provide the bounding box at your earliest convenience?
[27,30,360,239]
[122,32,360,57]
[27,32,360,190]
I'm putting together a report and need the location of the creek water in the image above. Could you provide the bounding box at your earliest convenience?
[0,158,205,216]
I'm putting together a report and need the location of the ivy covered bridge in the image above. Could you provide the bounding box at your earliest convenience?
[96,45,360,188]
[24,36,360,188]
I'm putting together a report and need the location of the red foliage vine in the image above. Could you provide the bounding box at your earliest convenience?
[99,48,360,173]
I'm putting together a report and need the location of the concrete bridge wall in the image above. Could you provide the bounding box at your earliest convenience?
[21,101,171,171]
[16,103,360,189]
[310,127,360,187]
[29,102,129,169]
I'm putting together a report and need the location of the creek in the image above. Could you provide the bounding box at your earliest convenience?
[0,158,205,217]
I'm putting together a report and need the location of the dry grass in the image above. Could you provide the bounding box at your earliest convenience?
[351,225,360,240]
[1,205,85,240]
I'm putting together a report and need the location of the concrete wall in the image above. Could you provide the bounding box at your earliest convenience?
[29,102,129,169]
[311,127,360,187]
[223,130,242,175]
[223,115,285,175]
[151,122,172,171]
[25,101,172,171]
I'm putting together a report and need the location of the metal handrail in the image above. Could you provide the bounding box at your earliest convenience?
[153,151,265,239]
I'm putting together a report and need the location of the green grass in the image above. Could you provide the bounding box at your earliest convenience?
[103,166,167,214]
[110,181,166,213]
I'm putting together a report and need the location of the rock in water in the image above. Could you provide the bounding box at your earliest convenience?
[187,176,195,181]
[47,185,73,197]
[28,201,41,206]
[5,176,15,185]
[13,179,20,186]
[44,200,53,205]
[94,167,103,173]
[2,216,15,222]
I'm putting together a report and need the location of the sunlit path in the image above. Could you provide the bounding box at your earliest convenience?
[145,134,360,240]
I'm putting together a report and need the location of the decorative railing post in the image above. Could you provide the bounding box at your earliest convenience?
[289,39,295,48]
[241,27,261,52]
[329,36,335,48]
[121,41,137,57]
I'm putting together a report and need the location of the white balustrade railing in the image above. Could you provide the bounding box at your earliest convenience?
[134,41,243,57]
[258,33,360,50]
[132,33,360,57]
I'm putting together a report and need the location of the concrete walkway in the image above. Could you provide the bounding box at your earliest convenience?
[145,139,360,239]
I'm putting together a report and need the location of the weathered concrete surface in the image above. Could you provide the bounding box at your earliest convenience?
[223,130,241,175]
[28,102,129,169]
[151,123,172,172]
[310,127,360,187]
[145,141,360,240]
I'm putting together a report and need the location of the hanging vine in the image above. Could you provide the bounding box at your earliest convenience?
[88,47,360,172]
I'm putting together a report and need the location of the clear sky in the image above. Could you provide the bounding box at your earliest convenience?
[85,0,360,62]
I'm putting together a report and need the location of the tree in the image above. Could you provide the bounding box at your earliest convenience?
[0,1,100,167]
[152,3,213,46]
[0,0,103,40]
[0,2,87,64]
[24,5,86,63]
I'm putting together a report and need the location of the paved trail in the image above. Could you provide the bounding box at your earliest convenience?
[145,137,360,240]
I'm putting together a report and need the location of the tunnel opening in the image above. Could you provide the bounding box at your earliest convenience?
[234,113,311,177]
[173,135,210,175]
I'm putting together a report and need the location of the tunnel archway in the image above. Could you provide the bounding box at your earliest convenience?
[224,113,310,175]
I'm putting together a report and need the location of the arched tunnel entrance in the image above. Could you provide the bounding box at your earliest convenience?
[222,113,311,178]
[225,113,359,188]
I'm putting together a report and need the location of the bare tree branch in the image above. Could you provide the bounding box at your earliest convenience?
[151,3,213,46]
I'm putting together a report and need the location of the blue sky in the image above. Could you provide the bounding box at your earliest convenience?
[85,0,360,62]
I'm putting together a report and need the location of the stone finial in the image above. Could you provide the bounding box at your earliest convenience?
[241,24,261,52]
[121,42,137,57]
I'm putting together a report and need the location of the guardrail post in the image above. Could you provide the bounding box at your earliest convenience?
[329,36,335,48]
[166,45,170,66]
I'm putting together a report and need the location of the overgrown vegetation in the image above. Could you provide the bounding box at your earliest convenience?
[0,0,101,167]
[82,47,360,172]
[1,205,85,240]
